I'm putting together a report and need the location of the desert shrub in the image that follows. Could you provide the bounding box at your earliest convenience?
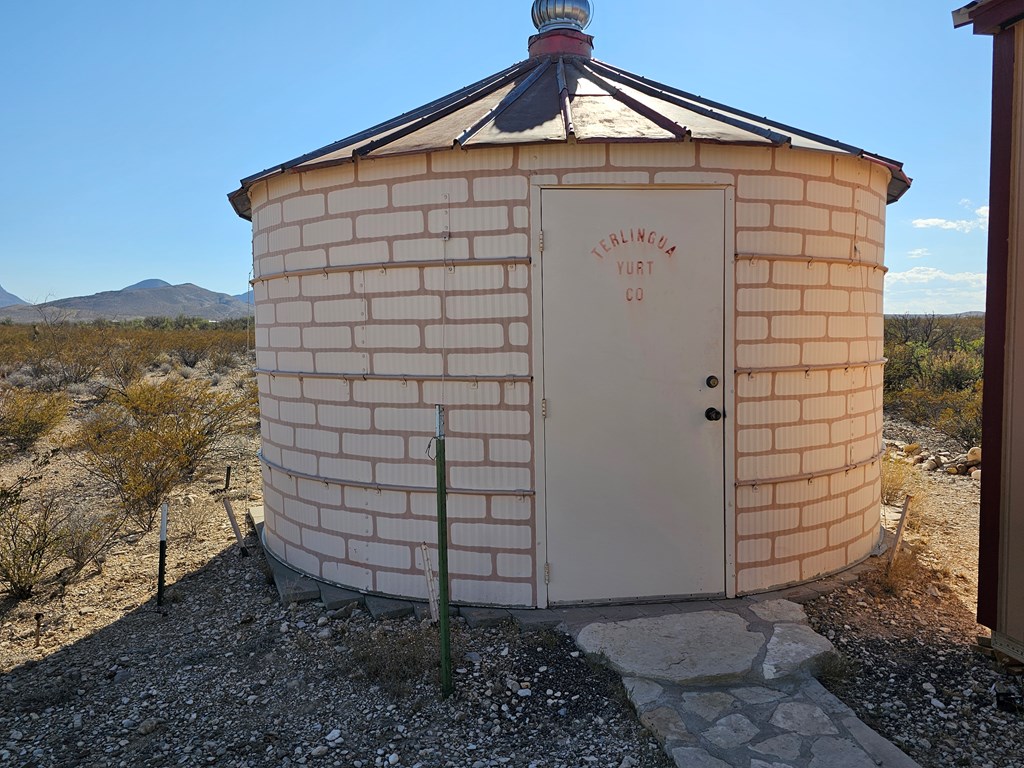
[935,380,984,447]
[72,379,254,530]
[0,387,70,453]
[99,333,158,393]
[207,348,236,375]
[173,497,209,539]
[918,348,983,393]
[23,317,109,389]
[0,325,33,376]
[884,314,986,448]
[168,330,215,368]
[882,342,922,394]
[0,481,66,599]
[59,507,121,577]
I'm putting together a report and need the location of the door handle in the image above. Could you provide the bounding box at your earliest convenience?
[705,407,723,422]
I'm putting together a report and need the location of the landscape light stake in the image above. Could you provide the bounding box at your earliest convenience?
[435,405,453,699]
[157,502,168,607]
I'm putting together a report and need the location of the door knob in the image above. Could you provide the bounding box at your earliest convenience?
[705,407,723,422]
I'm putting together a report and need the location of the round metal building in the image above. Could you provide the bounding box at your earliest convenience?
[229,1,910,608]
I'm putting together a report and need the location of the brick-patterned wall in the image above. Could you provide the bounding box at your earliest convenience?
[728,149,888,594]
[248,142,890,606]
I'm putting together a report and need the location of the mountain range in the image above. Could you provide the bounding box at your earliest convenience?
[0,280,252,322]
[0,284,25,309]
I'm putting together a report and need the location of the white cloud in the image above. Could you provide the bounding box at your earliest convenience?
[912,205,989,233]
[884,267,987,314]
[886,267,986,288]
[907,248,930,259]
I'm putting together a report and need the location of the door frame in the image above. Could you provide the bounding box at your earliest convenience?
[529,181,737,607]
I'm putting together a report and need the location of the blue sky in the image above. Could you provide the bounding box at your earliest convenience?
[0,1,993,313]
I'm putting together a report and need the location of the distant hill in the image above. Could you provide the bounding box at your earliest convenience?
[122,278,172,292]
[0,282,252,322]
[233,289,254,304]
[0,284,25,308]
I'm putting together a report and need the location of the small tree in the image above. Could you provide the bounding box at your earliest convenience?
[168,329,215,369]
[0,480,66,599]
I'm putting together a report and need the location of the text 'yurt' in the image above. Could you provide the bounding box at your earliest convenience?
[229,0,911,608]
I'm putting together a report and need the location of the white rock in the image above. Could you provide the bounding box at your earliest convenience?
[326,729,341,742]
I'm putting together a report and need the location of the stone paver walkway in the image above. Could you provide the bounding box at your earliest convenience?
[566,598,920,768]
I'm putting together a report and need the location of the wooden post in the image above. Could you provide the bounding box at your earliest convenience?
[222,499,250,557]
[888,494,914,569]
[421,542,440,623]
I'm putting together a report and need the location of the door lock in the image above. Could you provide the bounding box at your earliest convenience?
[705,407,723,422]
[706,375,720,389]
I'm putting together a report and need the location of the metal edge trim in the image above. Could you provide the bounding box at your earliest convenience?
[251,257,532,284]
[734,448,886,488]
[258,452,535,497]
[735,253,889,274]
[254,369,532,384]
[735,359,887,376]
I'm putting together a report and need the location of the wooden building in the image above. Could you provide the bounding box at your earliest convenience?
[955,0,1024,662]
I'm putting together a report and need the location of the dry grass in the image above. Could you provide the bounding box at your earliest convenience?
[880,451,929,517]
[346,621,468,698]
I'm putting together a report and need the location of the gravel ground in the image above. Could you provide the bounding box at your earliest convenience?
[804,418,1023,768]
[806,565,1023,768]
[0,522,668,768]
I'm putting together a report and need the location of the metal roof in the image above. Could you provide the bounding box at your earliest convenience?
[228,52,911,220]
[953,0,1024,32]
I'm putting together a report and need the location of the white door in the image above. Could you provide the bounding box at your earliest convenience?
[540,188,727,604]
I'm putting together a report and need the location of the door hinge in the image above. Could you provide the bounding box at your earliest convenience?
[539,229,544,253]
[544,562,551,584]
[541,398,548,419]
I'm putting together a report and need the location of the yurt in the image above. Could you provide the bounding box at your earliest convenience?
[228,0,911,608]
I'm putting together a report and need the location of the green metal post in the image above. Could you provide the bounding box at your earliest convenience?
[435,405,453,698]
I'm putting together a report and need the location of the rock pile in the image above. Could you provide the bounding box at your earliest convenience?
[890,442,982,481]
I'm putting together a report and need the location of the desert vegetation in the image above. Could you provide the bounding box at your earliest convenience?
[883,312,984,447]
[0,315,257,599]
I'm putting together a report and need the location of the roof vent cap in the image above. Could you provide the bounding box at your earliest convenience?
[532,0,592,33]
